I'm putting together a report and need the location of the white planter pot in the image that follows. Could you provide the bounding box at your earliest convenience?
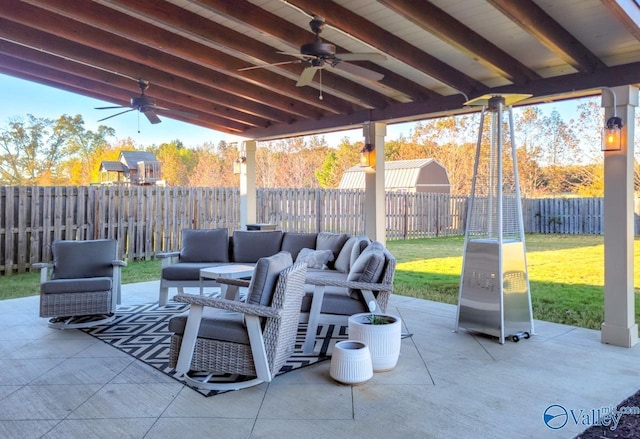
[348,313,402,372]
[330,340,373,384]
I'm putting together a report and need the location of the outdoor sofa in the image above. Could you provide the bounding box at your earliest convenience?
[156,229,396,326]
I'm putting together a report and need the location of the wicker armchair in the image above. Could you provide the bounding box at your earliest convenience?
[168,253,306,391]
[35,239,126,329]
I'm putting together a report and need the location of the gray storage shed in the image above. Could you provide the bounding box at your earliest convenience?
[339,158,450,194]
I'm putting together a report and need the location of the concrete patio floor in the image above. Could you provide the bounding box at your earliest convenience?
[0,280,638,439]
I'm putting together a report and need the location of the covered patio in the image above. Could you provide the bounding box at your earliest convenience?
[1,1,638,349]
[0,281,637,438]
[0,2,639,437]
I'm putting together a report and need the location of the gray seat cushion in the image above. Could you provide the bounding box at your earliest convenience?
[168,308,249,345]
[247,251,293,306]
[162,262,227,281]
[51,239,116,279]
[179,228,229,263]
[300,291,368,315]
[232,230,284,263]
[281,232,317,260]
[41,277,112,294]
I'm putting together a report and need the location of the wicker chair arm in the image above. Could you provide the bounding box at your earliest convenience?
[216,278,251,288]
[305,277,393,292]
[174,294,282,318]
[32,262,53,270]
[156,251,180,259]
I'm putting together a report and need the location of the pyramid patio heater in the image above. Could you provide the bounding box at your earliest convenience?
[455,94,535,344]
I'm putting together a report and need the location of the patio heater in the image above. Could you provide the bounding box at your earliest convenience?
[455,94,535,344]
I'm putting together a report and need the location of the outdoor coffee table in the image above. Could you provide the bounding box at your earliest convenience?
[199,264,255,301]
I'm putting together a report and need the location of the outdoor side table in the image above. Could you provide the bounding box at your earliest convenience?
[199,264,255,301]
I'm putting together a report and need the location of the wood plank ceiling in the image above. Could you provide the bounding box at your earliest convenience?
[0,0,639,140]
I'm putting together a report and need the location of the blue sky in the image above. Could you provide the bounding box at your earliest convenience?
[0,73,587,148]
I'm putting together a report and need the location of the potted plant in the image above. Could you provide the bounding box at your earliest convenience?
[347,301,402,372]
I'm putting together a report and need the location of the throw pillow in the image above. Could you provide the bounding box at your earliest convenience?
[315,232,349,268]
[295,248,334,269]
[347,241,386,284]
[335,236,370,273]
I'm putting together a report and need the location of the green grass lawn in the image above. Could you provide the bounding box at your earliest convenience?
[1,234,638,330]
[386,234,640,330]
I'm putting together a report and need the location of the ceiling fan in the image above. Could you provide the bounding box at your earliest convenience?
[240,16,386,87]
[95,79,179,124]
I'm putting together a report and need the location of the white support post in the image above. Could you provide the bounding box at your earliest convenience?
[240,140,257,228]
[601,85,638,348]
[363,121,386,245]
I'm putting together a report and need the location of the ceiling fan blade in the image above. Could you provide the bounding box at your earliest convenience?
[97,108,135,122]
[337,53,387,63]
[332,62,385,82]
[238,60,300,71]
[95,105,127,110]
[296,66,320,86]
[277,51,309,59]
[143,108,161,124]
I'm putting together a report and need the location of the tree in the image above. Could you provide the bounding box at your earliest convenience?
[58,115,115,185]
[0,115,67,185]
[151,140,196,186]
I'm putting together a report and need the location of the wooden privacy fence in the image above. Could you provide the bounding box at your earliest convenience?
[1,186,638,274]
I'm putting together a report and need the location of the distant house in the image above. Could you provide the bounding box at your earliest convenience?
[99,151,164,186]
[339,158,450,194]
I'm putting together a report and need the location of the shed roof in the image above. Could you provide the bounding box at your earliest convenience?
[339,158,445,190]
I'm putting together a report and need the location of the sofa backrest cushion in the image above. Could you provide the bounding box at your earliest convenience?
[51,239,116,279]
[295,248,334,269]
[232,230,284,263]
[281,232,317,260]
[334,235,370,274]
[179,228,229,263]
[247,251,293,306]
[315,232,349,269]
[347,241,386,285]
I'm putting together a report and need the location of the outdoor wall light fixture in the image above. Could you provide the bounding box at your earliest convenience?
[233,156,246,174]
[360,143,375,167]
[601,87,624,151]
[233,143,246,174]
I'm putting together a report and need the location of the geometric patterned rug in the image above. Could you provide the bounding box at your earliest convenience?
[81,302,347,397]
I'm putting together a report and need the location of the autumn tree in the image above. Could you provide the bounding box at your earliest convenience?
[151,140,197,186]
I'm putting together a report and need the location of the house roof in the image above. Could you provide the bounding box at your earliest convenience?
[1,0,639,140]
[119,151,159,169]
[99,161,127,172]
[340,158,446,189]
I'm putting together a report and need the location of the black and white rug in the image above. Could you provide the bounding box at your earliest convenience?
[81,302,347,396]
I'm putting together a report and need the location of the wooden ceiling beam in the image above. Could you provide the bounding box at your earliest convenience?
[487,0,607,73]
[378,0,541,83]
[285,0,487,96]
[194,0,438,102]
[20,0,359,115]
[0,3,329,122]
[93,0,396,109]
[0,17,293,126]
